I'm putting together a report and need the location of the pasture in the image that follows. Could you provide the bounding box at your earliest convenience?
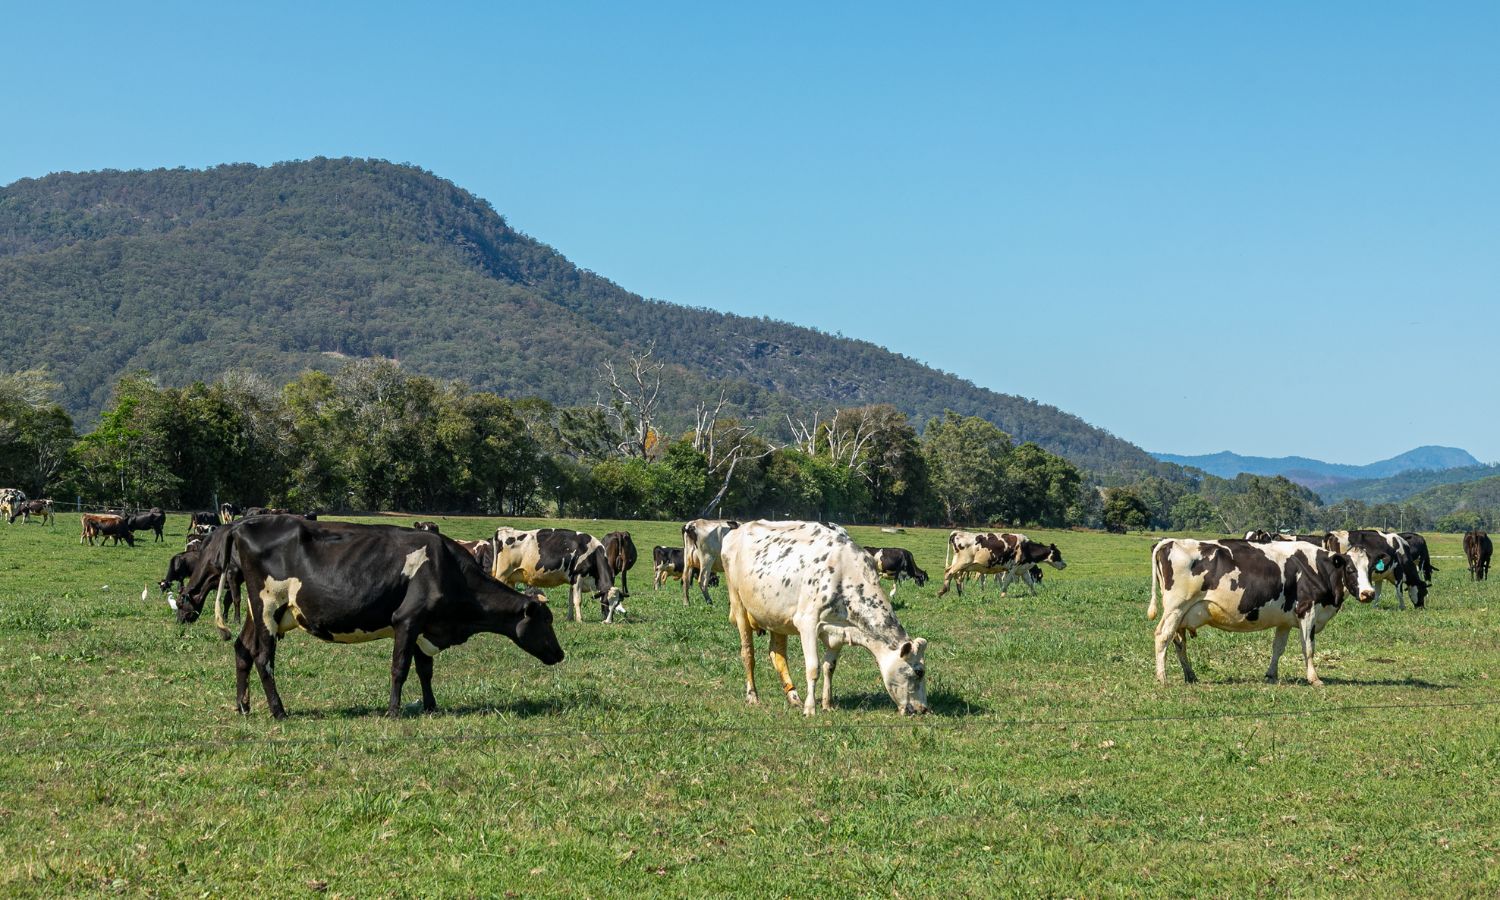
[2,516,1497,897]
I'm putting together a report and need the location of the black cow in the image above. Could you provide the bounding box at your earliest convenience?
[94,516,136,547]
[177,518,564,719]
[127,507,166,542]
[154,547,203,597]
[1464,530,1492,581]
[1399,532,1436,601]
[190,511,218,536]
[862,547,929,598]
[604,531,638,597]
[414,521,440,533]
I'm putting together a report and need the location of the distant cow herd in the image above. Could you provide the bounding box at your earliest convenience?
[5,487,1491,719]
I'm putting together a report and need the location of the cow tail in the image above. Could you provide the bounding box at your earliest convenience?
[1148,545,1161,620]
[212,529,237,640]
[944,533,953,571]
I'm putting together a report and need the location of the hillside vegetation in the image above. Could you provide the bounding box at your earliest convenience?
[1154,445,1480,485]
[0,158,1155,476]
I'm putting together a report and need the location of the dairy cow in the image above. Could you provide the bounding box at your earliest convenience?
[1324,530,1426,609]
[603,531,638,597]
[491,527,625,623]
[681,519,739,605]
[455,538,494,572]
[175,518,564,718]
[127,507,167,542]
[720,520,930,716]
[1464,530,1492,581]
[939,531,1065,596]
[7,499,54,525]
[861,547,928,598]
[651,546,720,590]
[1148,538,1372,685]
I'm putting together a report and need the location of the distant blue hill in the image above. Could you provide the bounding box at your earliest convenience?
[1151,446,1482,488]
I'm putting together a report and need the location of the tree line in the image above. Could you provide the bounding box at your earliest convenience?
[0,361,1489,532]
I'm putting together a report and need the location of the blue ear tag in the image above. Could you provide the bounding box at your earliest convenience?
[1375,559,1387,572]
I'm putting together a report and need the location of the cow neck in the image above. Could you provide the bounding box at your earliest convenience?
[469,579,532,633]
[844,581,907,651]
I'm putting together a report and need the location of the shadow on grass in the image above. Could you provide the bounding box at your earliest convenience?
[828,689,989,717]
[294,694,610,720]
[1316,676,1453,690]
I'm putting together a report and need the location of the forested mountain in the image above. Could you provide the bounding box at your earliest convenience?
[1316,463,1500,504]
[1153,445,1480,486]
[0,158,1158,475]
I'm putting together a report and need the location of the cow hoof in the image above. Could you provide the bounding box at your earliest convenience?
[1183,673,1198,684]
[1308,678,1324,687]
[786,691,802,706]
[1264,675,1277,684]
[746,693,760,706]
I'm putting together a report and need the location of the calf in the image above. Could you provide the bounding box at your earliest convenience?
[603,531,638,597]
[150,546,204,600]
[861,547,929,598]
[176,518,564,719]
[721,520,929,716]
[492,527,625,623]
[681,519,739,605]
[1464,530,1492,581]
[1149,538,1370,685]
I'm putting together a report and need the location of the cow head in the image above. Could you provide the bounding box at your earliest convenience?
[873,636,930,716]
[911,567,929,587]
[1042,543,1066,570]
[511,598,565,665]
[576,545,625,621]
[1339,546,1381,603]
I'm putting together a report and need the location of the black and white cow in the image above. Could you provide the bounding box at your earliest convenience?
[7,498,54,525]
[939,531,1065,597]
[861,547,929,598]
[1464,530,1492,581]
[1324,530,1426,609]
[175,518,564,719]
[491,527,625,623]
[1149,538,1372,685]
[720,520,929,716]
[603,531,638,598]
[414,521,440,533]
[651,546,720,590]
[1398,532,1436,601]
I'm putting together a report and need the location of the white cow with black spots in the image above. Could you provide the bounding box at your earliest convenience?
[719,520,930,716]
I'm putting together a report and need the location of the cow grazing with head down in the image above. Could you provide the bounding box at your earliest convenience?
[1149,538,1372,685]
[938,531,1065,597]
[1323,530,1425,609]
[861,547,928,598]
[681,519,739,605]
[651,546,720,590]
[1464,530,1492,581]
[174,518,563,719]
[603,531,638,597]
[491,527,625,623]
[82,513,134,547]
[1399,532,1436,598]
[720,520,929,716]
[7,499,54,525]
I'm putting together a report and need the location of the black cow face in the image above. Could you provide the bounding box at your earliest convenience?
[513,600,565,665]
[1045,544,1066,570]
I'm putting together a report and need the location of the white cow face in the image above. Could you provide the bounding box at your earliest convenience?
[1342,547,1379,603]
[877,637,930,716]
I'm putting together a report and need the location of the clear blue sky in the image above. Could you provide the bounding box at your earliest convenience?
[3,2,1496,463]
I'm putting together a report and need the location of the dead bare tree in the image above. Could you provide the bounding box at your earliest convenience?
[598,347,664,459]
[694,390,774,517]
[786,407,879,479]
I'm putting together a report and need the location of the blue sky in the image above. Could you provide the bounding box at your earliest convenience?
[3,2,1496,463]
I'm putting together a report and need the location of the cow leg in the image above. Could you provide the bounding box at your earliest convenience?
[1154,607,1189,684]
[937,566,960,597]
[252,630,287,719]
[698,565,714,606]
[1299,618,1322,686]
[1173,634,1196,683]
[233,628,255,714]
[729,595,759,705]
[569,582,583,623]
[387,624,420,716]
[767,632,801,706]
[1265,626,1291,683]
[996,568,1016,597]
[817,628,846,712]
[414,650,437,712]
[797,619,821,716]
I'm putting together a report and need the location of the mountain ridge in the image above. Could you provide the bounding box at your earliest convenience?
[1152,445,1481,487]
[0,157,1161,476]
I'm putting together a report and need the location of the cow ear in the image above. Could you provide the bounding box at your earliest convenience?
[726,521,740,529]
[1330,553,1347,568]
[899,640,914,659]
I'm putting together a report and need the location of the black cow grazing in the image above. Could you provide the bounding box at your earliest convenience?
[1399,532,1436,598]
[7,498,54,525]
[862,547,929,598]
[152,546,204,599]
[218,503,240,525]
[603,531,638,597]
[1464,530,1492,581]
[1149,538,1370,684]
[190,511,218,535]
[127,507,167,542]
[414,521,440,533]
[177,518,564,719]
[1325,530,1426,609]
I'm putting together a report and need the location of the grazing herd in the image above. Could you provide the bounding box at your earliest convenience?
[6,488,1490,719]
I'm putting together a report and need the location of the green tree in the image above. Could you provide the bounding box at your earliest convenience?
[922,412,1012,524]
[1102,487,1152,532]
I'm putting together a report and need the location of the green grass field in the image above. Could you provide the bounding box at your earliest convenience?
[2,515,1496,897]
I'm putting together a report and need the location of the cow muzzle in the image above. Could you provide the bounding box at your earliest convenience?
[902,702,931,716]
[1358,590,1376,603]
